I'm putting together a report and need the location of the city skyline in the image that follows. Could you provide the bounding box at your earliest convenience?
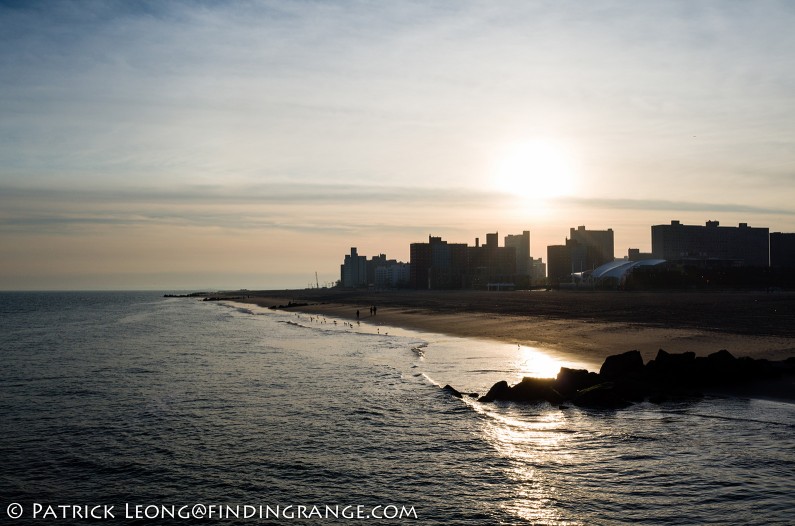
[2,1,794,290]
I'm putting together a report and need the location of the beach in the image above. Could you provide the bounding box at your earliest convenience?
[234,289,795,369]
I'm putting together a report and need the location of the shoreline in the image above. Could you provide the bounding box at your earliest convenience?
[229,289,795,368]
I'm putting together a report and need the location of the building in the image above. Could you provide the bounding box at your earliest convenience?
[628,248,654,261]
[571,258,666,289]
[340,247,367,288]
[530,258,547,284]
[375,262,411,288]
[568,225,615,272]
[467,233,516,289]
[546,244,571,284]
[651,220,769,267]
[505,231,531,276]
[546,226,615,284]
[367,254,389,286]
[770,232,795,269]
[410,236,468,289]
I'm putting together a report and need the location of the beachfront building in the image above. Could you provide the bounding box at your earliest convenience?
[467,233,517,289]
[568,225,615,272]
[546,226,615,284]
[505,231,531,276]
[374,262,411,288]
[530,258,547,285]
[571,258,667,289]
[770,232,795,269]
[651,220,769,267]
[410,236,468,289]
[628,248,654,261]
[547,244,571,285]
[367,254,389,286]
[340,247,367,288]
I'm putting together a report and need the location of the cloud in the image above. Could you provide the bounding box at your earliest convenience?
[3,1,793,194]
[557,196,795,217]
[3,181,792,240]
[0,182,505,235]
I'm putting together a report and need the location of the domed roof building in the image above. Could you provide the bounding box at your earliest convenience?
[572,258,666,288]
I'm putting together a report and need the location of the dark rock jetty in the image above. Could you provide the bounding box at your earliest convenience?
[474,349,795,409]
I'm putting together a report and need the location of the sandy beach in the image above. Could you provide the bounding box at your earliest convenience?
[232,289,795,369]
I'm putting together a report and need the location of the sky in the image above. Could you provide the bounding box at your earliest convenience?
[1,0,794,290]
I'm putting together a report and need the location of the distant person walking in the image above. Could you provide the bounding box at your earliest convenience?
[356,310,360,320]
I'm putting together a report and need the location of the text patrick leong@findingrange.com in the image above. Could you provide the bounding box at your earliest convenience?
[4,503,419,521]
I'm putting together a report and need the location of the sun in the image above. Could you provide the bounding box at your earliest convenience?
[493,139,577,200]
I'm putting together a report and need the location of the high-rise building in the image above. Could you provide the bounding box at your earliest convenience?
[340,247,367,288]
[410,236,468,289]
[628,248,654,261]
[367,254,388,286]
[546,226,615,284]
[505,231,531,276]
[546,244,571,284]
[770,232,795,269]
[651,220,769,267]
[568,225,615,272]
[467,232,516,289]
[530,258,547,284]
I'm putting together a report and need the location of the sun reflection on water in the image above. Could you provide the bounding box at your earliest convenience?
[474,400,584,525]
[516,345,566,380]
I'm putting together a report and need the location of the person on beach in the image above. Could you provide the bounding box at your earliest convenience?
[356,310,360,319]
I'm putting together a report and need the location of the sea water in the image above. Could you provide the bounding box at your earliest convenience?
[1,292,793,525]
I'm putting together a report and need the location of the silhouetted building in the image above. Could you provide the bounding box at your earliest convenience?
[530,258,547,284]
[467,232,516,289]
[341,247,367,288]
[367,254,388,286]
[546,226,615,284]
[628,248,654,261]
[770,232,795,269]
[547,244,571,284]
[651,220,769,267]
[505,231,531,276]
[410,236,468,289]
[374,262,411,288]
[568,225,615,272]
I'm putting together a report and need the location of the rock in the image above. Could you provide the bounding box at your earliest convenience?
[572,382,633,409]
[508,377,563,404]
[442,384,463,398]
[478,381,511,403]
[646,349,698,387]
[599,350,645,381]
[694,349,740,387]
[477,378,561,404]
[708,349,736,366]
[554,367,600,397]
[653,349,696,369]
[476,349,795,408]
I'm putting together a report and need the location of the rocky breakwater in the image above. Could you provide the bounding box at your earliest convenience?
[475,349,795,409]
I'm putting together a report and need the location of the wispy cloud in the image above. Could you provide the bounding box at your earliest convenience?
[0,182,506,236]
[557,196,795,217]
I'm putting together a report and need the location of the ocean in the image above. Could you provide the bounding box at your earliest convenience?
[1,291,793,525]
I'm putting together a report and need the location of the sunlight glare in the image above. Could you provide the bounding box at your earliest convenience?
[516,345,563,379]
[493,139,577,200]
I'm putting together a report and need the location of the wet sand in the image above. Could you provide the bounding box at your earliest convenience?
[233,289,795,369]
